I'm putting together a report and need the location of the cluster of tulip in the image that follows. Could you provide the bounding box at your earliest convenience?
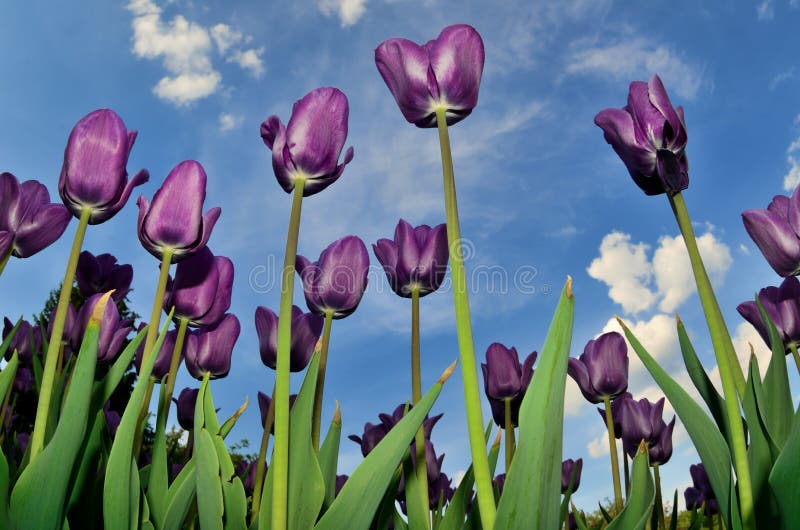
[1,21,798,530]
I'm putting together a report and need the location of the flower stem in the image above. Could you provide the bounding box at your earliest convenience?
[410,287,430,529]
[623,451,630,500]
[312,310,334,451]
[669,192,754,529]
[0,247,12,278]
[603,396,623,513]
[434,107,495,528]
[654,463,665,530]
[789,342,800,378]
[29,207,91,461]
[504,398,515,472]
[251,383,276,524]
[161,317,189,418]
[272,179,306,530]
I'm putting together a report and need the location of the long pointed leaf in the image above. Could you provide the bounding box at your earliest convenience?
[606,443,654,530]
[768,406,800,528]
[318,405,342,512]
[755,297,793,448]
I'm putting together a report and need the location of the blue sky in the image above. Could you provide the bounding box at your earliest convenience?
[2,0,800,513]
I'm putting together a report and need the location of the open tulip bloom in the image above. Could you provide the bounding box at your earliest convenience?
[76,251,133,301]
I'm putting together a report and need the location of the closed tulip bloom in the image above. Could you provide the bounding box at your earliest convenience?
[3,318,42,364]
[49,304,78,359]
[78,293,132,363]
[373,219,448,297]
[481,344,536,427]
[684,463,719,515]
[135,326,179,380]
[76,251,133,301]
[742,188,800,276]
[174,387,199,430]
[619,396,675,461]
[260,87,354,196]
[296,235,369,318]
[568,332,629,404]
[561,458,583,493]
[737,276,800,352]
[648,416,676,465]
[137,160,221,262]
[58,109,149,223]
[184,313,240,379]
[335,475,348,497]
[349,404,442,457]
[163,247,234,327]
[257,391,296,433]
[594,75,688,196]
[598,391,632,439]
[255,305,322,371]
[375,24,485,128]
[0,172,71,259]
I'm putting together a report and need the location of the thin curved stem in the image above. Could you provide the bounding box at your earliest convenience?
[654,463,665,530]
[789,342,800,378]
[251,384,276,524]
[410,287,430,528]
[504,398,515,472]
[0,247,11,277]
[312,310,334,451]
[161,317,189,418]
[30,207,91,461]
[603,396,623,513]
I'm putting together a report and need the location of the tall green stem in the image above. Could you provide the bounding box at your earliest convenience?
[312,310,334,451]
[410,288,430,529]
[653,464,665,530]
[669,192,754,529]
[251,384,276,524]
[161,317,189,417]
[503,399,515,472]
[0,247,11,278]
[789,343,800,378]
[603,396,623,512]
[30,207,91,460]
[434,107,495,528]
[272,179,306,530]
[623,451,630,500]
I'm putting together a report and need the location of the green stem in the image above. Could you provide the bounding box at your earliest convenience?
[410,288,430,529]
[312,310,334,451]
[669,192,754,529]
[789,342,800,378]
[251,383,276,524]
[0,246,11,277]
[603,396,623,512]
[654,464,665,530]
[272,179,306,530]
[434,107,495,528]
[161,317,189,418]
[623,451,630,500]
[503,399,515,472]
[30,207,91,460]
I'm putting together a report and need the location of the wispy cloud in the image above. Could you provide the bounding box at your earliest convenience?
[757,0,775,20]
[783,136,800,191]
[218,112,243,132]
[317,0,368,27]
[769,67,795,90]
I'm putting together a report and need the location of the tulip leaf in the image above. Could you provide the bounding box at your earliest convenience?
[768,406,800,528]
[402,446,429,530]
[9,299,106,530]
[0,350,19,422]
[220,396,250,439]
[619,318,737,530]
[0,317,22,359]
[494,278,574,530]
[755,297,793,448]
[1,449,11,530]
[196,427,224,530]
[222,478,248,530]
[669,489,679,530]
[606,444,654,530]
[146,379,170,529]
[94,325,146,410]
[318,413,341,512]
[103,314,171,530]
[440,428,497,530]
[66,409,106,517]
[371,467,403,530]
[162,461,197,530]
[314,363,449,530]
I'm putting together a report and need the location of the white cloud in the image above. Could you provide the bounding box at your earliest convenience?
[587,432,610,458]
[769,67,795,90]
[732,321,771,379]
[757,0,775,20]
[783,138,800,191]
[587,232,657,314]
[317,0,367,27]
[565,37,703,99]
[218,112,243,132]
[126,0,264,105]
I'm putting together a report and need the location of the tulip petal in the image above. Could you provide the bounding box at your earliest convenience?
[647,75,684,147]
[90,168,149,224]
[12,203,71,258]
[742,208,800,276]
[567,357,600,403]
[285,88,349,179]
[395,219,421,287]
[426,24,484,125]
[255,306,279,369]
[737,301,771,348]
[375,37,436,126]
[194,256,233,326]
[0,172,21,229]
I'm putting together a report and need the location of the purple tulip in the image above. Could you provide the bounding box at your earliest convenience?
[3,318,42,364]
[137,160,221,262]
[375,24,485,128]
[135,326,180,380]
[429,472,455,509]
[0,172,71,259]
[684,463,719,515]
[481,344,536,427]
[561,458,583,494]
[648,416,676,465]
[163,247,234,327]
[236,459,262,496]
[255,305,323,372]
[260,87,354,196]
[568,332,629,404]
[335,474,348,497]
[594,75,689,196]
[77,293,132,363]
[257,391,296,433]
[76,251,133,301]
[737,276,800,352]
[296,235,369,319]
[598,391,632,439]
[742,188,800,276]
[397,439,450,510]
[103,403,122,438]
[373,219,449,298]
[58,109,149,224]
[348,403,442,457]
[184,313,240,379]
[619,396,675,464]
[493,473,506,496]
[13,366,34,394]
[48,304,78,359]
[174,387,199,430]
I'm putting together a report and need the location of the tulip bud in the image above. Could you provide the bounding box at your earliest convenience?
[163,247,234,327]
[737,276,800,352]
[184,313,240,379]
[255,305,322,372]
[568,332,629,404]
[561,458,583,493]
[174,387,199,431]
[481,343,536,427]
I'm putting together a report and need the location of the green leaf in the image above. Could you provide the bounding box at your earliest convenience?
[162,461,197,530]
[669,489,678,530]
[0,350,19,425]
[371,467,402,530]
[314,362,451,530]
[494,278,574,529]
[146,379,170,528]
[93,325,146,410]
[0,317,22,359]
[619,318,737,529]
[755,297,794,448]
[196,427,224,530]
[318,407,341,512]
[103,316,171,530]
[402,445,429,530]
[66,409,106,515]
[768,406,800,528]
[1,449,11,530]
[219,396,250,439]
[9,299,104,530]
[606,443,654,530]
[222,478,248,530]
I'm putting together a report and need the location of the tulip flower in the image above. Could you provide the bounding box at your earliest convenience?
[236,459,262,496]
[77,293,132,364]
[103,403,121,438]
[163,247,234,327]
[348,404,442,457]
[648,416,676,466]
[255,305,323,371]
[335,475,348,497]
[561,458,583,493]
[375,24,485,128]
[742,188,800,277]
[76,251,133,301]
[174,387,199,430]
[184,313,240,379]
[13,366,34,394]
[597,391,632,439]
[481,344,536,427]
[135,326,179,380]
[684,463,719,515]
[3,318,42,364]
[568,332,629,404]
[0,172,71,264]
[737,276,800,352]
[260,87,354,196]
[594,75,688,196]
[296,235,370,318]
[619,396,675,461]
[257,391,296,433]
[48,304,78,359]
[373,219,449,297]
[137,160,221,262]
